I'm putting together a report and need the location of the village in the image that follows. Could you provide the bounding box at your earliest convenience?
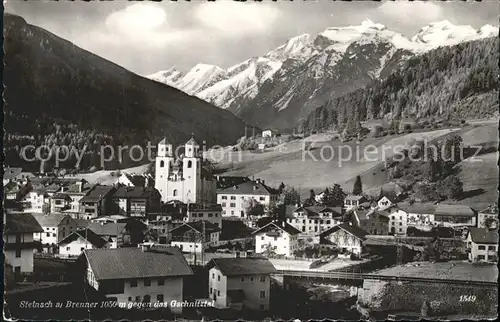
[3,133,499,320]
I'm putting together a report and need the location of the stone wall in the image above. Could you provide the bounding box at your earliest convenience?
[358,279,498,316]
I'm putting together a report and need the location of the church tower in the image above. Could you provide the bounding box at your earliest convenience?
[155,138,174,202]
[183,134,201,203]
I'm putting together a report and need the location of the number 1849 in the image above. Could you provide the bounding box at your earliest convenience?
[459,295,476,302]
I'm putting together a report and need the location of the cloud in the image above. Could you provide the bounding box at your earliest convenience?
[106,3,168,34]
[376,1,444,23]
[193,1,281,36]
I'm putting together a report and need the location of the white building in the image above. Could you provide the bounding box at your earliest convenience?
[83,246,193,314]
[26,188,50,213]
[319,223,367,256]
[344,195,368,211]
[394,203,437,233]
[261,129,278,138]
[285,205,343,235]
[207,257,276,311]
[155,136,216,204]
[252,220,300,258]
[217,179,279,218]
[86,222,128,249]
[32,213,78,249]
[377,196,394,210]
[169,221,221,253]
[3,213,43,278]
[466,228,498,263]
[58,228,108,258]
[184,203,223,228]
[477,204,498,229]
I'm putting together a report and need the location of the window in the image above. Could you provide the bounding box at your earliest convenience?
[128,297,132,301]
[144,279,151,286]
[478,245,486,250]
[241,277,245,282]
[52,233,56,237]
[160,160,165,168]
[130,280,137,287]
[230,203,236,207]
[157,278,165,286]
[260,305,265,310]
[222,196,227,200]
[250,277,254,282]
[46,233,50,237]
[212,273,215,279]
[260,291,265,298]
[230,196,236,200]
[173,189,178,197]
[187,160,192,168]
[15,249,21,258]
[259,197,265,201]
[157,294,164,302]
[477,255,486,260]
[261,236,264,240]
[81,247,85,251]
[210,287,213,294]
[143,295,151,303]
[217,290,220,296]
[488,246,496,251]
[218,275,221,281]
[66,247,70,251]
[136,296,141,302]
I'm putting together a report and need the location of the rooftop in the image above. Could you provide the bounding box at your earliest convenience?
[468,228,499,244]
[434,204,476,217]
[345,195,366,201]
[320,222,368,240]
[113,186,160,199]
[397,202,437,215]
[32,213,71,227]
[86,222,127,237]
[208,257,277,276]
[252,220,301,236]
[80,185,115,203]
[3,167,22,181]
[217,180,277,196]
[58,229,108,248]
[84,247,193,281]
[4,213,44,234]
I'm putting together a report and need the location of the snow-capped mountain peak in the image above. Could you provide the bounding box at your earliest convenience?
[477,24,499,38]
[147,67,184,86]
[173,63,228,95]
[411,20,478,48]
[265,33,316,62]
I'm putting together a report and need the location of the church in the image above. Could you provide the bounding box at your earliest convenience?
[154,135,216,204]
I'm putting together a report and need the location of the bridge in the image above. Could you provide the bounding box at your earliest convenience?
[273,269,498,287]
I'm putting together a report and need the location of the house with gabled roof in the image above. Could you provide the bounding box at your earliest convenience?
[169,220,221,252]
[466,228,498,263]
[82,246,193,313]
[79,185,116,219]
[207,257,276,311]
[32,213,78,251]
[86,222,129,248]
[344,195,368,210]
[217,179,279,218]
[112,185,161,218]
[3,213,43,278]
[252,220,300,257]
[346,208,390,236]
[478,204,499,229]
[319,223,368,256]
[286,205,343,235]
[58,228,108,258]
[433,204,477,227]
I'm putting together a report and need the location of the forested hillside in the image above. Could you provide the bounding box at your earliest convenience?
[3,14,245,171]
[300,37,499,134]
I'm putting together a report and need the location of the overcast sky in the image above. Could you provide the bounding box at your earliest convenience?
[5,0,499,75]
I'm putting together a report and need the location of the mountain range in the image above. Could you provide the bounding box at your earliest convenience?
[3,13,246,151]
[148,19,498,131]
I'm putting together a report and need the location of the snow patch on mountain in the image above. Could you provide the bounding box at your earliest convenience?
[147,67,184,86]
[174,63,228,95]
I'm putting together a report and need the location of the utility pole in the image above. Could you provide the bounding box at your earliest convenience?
[252,127,255,138]
[244,124,248,139]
